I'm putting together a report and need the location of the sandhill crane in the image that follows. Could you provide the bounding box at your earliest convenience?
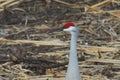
[49,22,82,80]
[63,22,82,80]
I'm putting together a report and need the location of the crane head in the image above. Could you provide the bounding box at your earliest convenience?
[47,22,78,34]
[63,22,78,33]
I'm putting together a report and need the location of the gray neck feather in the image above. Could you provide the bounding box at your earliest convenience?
[65,28,82,80]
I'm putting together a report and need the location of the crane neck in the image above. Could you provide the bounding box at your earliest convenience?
[65,28,82,80]
[70,31,78,53]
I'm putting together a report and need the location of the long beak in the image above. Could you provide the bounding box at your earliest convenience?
[47,27,63,34]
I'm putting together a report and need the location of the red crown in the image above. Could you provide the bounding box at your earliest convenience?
[63,22,75,29]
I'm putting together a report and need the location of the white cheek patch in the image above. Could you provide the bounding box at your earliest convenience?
[63,26,74,32]
[63,28,69,31]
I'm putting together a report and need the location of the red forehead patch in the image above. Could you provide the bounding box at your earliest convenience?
[63,22,75,29]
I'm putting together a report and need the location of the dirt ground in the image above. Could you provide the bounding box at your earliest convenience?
[0,0,120,80]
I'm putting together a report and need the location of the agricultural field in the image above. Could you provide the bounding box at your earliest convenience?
[0,0,120,80]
